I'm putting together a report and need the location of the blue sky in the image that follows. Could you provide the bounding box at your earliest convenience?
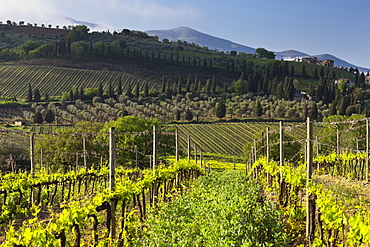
[1,0,369,68]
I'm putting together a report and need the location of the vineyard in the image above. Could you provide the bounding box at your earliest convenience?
[0,115,369,245]
[176,121,308,156]
[0,63,155,99]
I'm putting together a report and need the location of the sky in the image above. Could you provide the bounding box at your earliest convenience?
[1,0,369,68]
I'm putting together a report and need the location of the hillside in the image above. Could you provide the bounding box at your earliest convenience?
[146,27,256,54]
[147,27,370,72]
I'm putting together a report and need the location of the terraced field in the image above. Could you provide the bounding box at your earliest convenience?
[0,63,156,99]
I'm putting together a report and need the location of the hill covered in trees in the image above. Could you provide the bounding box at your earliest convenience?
[0,21,368,125]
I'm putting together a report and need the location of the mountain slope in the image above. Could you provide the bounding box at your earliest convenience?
[146,27,255,54]
[147,27,369,71]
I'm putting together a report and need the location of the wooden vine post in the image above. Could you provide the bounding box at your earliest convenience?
[83,135,87,169]
[194,144,197,164]
[279,121,284,184]
[109,127,117,238]
[30,133,35,174]
[187,136,191,161]
[152,125,157,169]
[306,117,315,243]
[175,128,179,161]
[266,127,271,185]
[366,119,369,181]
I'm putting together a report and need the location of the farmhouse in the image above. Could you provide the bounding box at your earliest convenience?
[301,57,334,68]
[14,119,28,126]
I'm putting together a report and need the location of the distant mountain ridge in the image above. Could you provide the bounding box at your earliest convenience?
[146,27,369,72]
[146,27,255,54]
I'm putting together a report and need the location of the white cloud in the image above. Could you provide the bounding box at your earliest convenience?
[0,0,201,30]
[0,0,64,25]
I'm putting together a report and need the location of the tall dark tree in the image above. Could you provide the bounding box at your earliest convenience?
[256,100,263,117]
[186,76,191,92]
[143,82,149,97]
[32,112,43,124]
[309,102,318,120]
[117,77,122,96]
[97,83,103,97]
[301,65,306,78]
[27,83,33,102]
[44,109,55,123]
[205,79,211,94]
[107,82,113,98]
[177,76,182,95]
[134,84,140,98]
[126,84,133,98]
[185,109,193,121]
[175,109,181,121]
[33,88,41,102]
[215,101,226,119]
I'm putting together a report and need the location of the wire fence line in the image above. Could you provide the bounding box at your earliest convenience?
[1,116,370,172]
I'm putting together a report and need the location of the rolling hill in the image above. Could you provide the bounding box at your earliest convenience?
[147,27,370,72]
[146,27,255,54]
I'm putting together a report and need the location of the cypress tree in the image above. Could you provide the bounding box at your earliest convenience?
[186,76,191,92]
[117,77,122,96]
[175,109,181,121]
[161,75,166,93]
[97,83,103,97]
[27,83,33,102]
[44,109,55,123]
[143,82,149,97]
[177,76,181,95]
[185,109,193,121]
[126,84,133,98]
[302,65,306,78]
[212,75,216,94]
[69,90,74,101]
[134,84,140,98]
[33,88,40,102]
[215,101,226,119]
[256,100,263,117]
[205,79,211,94]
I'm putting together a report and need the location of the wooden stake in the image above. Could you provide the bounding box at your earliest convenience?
[366,119,369,181]
[30,133,35,173]
[306,117,315,242]
[279,121,284,183]
[187,136,191,161]
[152,125,157,169]
[83,135,87,169]
[109,127,117,239]
[175,128,179,161]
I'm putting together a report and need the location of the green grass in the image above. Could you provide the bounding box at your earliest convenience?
[139,171,290,246]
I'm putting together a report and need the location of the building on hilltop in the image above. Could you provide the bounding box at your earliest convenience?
[301,57,334,68]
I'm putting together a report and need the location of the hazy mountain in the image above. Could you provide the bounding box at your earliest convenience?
[274,50,310,60]
[147,27,369,72]
[64,17,99,29]
[146,27,255,54]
